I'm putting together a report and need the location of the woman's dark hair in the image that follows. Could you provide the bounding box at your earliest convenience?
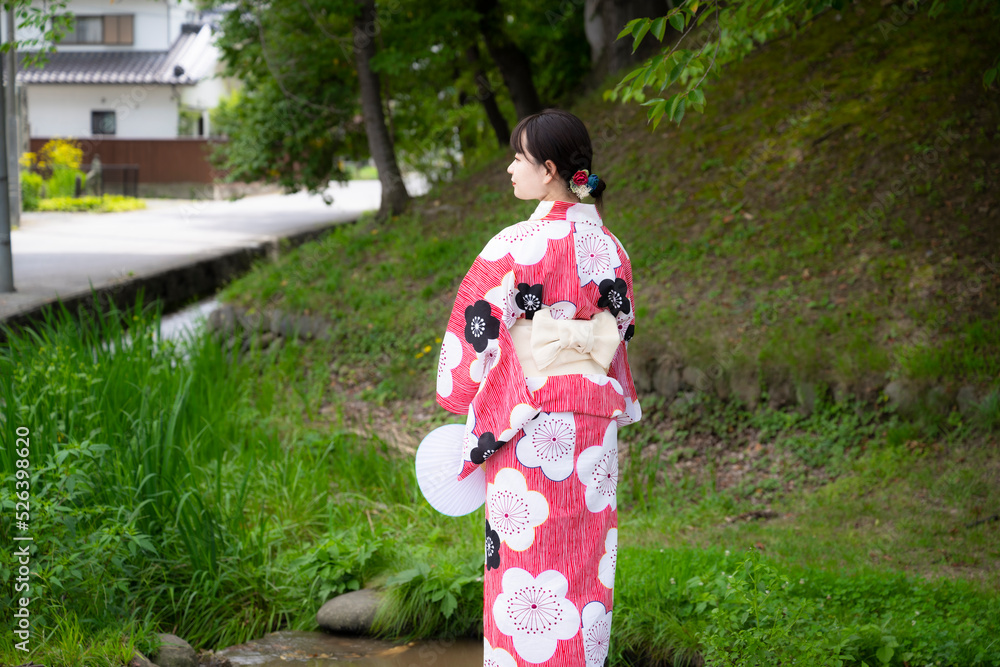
[510,107,607,215]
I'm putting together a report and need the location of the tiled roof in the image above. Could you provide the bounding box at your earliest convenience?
[16,24,216,85]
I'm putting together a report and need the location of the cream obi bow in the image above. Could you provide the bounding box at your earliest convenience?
[530,308,619,371]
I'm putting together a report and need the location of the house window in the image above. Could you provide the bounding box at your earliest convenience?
[103,15,134,45]
[92,111,116,135]
[60,14,134,45]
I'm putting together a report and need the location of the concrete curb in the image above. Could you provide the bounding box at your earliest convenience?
[0,219,357,344]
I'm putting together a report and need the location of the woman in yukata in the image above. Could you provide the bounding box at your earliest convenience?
[434,107,642,667]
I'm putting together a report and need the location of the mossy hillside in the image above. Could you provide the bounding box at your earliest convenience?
[220,0,999,410]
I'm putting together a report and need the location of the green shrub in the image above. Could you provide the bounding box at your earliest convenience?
[612,545,1000,667]
[21,171,44,211]
[46,167,85,198]
[373,553,483,639]
[697,548,855,666]
[291,529,387,608]
[36,195,147,213]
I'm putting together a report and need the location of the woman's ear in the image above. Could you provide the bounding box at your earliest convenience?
[542,159,559,184]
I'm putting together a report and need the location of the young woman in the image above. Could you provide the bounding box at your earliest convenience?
[435,108,641,666]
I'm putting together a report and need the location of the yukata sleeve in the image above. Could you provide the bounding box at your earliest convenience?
[435,250,539,481]
[605,237,642,427]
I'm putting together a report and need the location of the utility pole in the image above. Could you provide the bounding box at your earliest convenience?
[0,9,12,293]
[6,7,20,232]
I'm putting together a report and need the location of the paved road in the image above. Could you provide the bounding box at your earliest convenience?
[0,179,422,321]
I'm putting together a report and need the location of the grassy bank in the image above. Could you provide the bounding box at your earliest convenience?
[218,0,999,416]
[0,296,997,666]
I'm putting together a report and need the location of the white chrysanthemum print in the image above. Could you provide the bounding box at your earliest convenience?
[581,601,613,667]
[598,528,617,589]
[436,331,462,398]
[481,221,572,265]
[470,339,501,383]
[499,403,542,442]
[493,568,581,664]
[485,271,521,328]
[574,229,621,287]
[483,636,517,667]
[546,300,577,320]
[576,421,619,513]
[516,411,576,481]
[487,468,549,551]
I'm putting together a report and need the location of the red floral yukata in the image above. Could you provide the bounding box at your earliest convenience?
[435,199,641,666]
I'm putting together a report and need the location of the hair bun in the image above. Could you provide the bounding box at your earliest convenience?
[591,176,606,199]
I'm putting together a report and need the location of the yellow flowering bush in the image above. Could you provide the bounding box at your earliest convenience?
[20,138,88,208]
[28,138,84,171]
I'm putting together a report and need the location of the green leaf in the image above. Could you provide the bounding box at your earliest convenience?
[617,17,643,40]
[875,645,894,664]
[650,16,667,41]
[689,87,705,105]
[671,96,686,123]
[641,97,665,107]
[668,61,687,89]
[669,12,685,32]
[386,567,421,586]
[985,67,997,87]
[639,64,657,89]
[619,67,643,84]
[648,98,668,129]
[632,20,651,54]
[441,591,458,618]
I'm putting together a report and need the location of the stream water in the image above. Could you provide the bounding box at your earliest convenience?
[158,297,221,341]
[214,631,481,667]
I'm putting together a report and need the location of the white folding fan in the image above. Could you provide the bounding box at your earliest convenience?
[414,423,485,516]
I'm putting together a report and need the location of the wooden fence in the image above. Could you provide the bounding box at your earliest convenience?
[29,137,225,184]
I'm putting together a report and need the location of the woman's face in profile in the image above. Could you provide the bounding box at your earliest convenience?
[506,141,551,201]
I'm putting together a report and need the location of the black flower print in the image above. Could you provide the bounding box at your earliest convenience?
[471,431,500,464]
[515,283,544,319]
[464,300,501,353]
[624,323,634,343]
[597,278,631,317]
[485,520,501,570]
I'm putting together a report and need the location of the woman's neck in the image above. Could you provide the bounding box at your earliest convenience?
[541,184,580,203]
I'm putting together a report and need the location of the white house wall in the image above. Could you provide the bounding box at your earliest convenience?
[179,69,230,112]
[8,0,199,52]
[27,85,179,139]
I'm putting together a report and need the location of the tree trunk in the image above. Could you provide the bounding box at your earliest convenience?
[354,0,408,221]
[475,0,543,120]
[466,44,510,147]
[585,0,672,84]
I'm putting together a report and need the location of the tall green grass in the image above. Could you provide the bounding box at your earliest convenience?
[2,295,998,666]
[0,294,463,665]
